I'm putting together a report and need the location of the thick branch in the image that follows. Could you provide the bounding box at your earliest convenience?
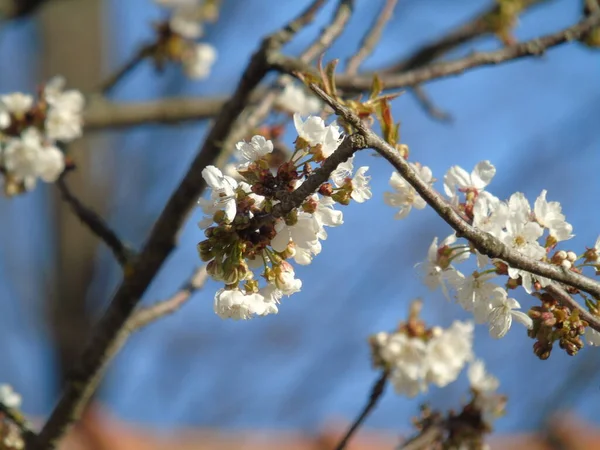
[84,95,228,130]
[334,371,388,450]
[31,3,330,448]
[346,0,397,75]
[308,84,600,326]
[56,176,132,267]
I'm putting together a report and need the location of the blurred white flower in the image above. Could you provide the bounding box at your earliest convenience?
[275,82,322,116]
[0,384,21,409]
[384,163,432,219]
[183,43,217,79]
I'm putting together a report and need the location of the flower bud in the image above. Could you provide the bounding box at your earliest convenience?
[560,259,572,270]
[319,183,333,196]
[213,209,227,224]
[566,251,577,263]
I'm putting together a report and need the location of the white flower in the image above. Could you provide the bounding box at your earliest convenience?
[271,212,320,264]
[472,192,506,237]
[183,43,217,79]
[235,135,273,169]
[2,128,65,188]
[1,92,33,116]
[312,194,343,240]
[0,384,21,409]
[534,190,573,242]
[444,161,495,204]
[201,165,238,222]
[293,113,342,158]
[331,156,354,188]
[350,166,371,203]
[258,283,282,316]
[274,261,302,295]
[585,327,600,346]
[276,81,322,116]
[420,235,464,300]
[468,359,499,393]
[43,77,85,142]
[456,273,503,324]
[170,4,204,39]
[214,288,269,320]
[384,164,433,219]
[425,321,473,388]
[379,333,429,397]
[488,292,532,338]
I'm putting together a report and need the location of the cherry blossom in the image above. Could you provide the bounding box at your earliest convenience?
[293,113,342,157]
[214,288,270,320]
[444,160,496,204]
[235,135,273,168]
[201,165,238,222]
[534,189,573,242]
[350,166,372,203]
[182,43,217,79]
[275,80,322,116]
[488,292,533,338]
[384,163,432,219]
[0,384,21,409]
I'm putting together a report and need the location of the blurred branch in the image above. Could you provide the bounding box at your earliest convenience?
[410,85,452,122]
[98,43,157,95]
[0,402,35,440]
[30,2,331,448]
[276,12,600,91]
[307,83,600,315]
[84,95,228,130]
[334,371,388,450]
[56,175,133,267]
[385,0,549,73]
[346,0,397,75]
[0,0,51,21]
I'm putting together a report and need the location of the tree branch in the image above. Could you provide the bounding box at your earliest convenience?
[544,284,600,332]
[333,371,388,450]
[97,43,157,96]
[307,83,600,327]
[56,175,133,267]
[275,12,600,92]
[345,0,397,75]
[385,0,548,74]
[30,3,331,448]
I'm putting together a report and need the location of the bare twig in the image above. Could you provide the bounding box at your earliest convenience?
[334,371,388,450]
[31,4,331,448]
[346,0,397,75]
[306,83,600,324]
[56,176,132,267]
[385,0,548,73]
[292,12,600,92]
[410,85,452,122]
[98,43,156,95]
[0,402,35,440]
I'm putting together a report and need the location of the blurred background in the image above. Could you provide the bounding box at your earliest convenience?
[0,0,599,448]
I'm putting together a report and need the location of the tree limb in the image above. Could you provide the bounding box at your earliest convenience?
[345,0,397,75]
[30,2,330,448]
[307,83,600,327]
[333,371,388,450]
[56,175,133,267]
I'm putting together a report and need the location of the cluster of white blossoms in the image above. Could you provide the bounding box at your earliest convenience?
[0,384,24,450]
[0,77,84,194]
[372,320,474,397]
[154,0,217,79]
[384,158,600,354]
[198,113,371,320]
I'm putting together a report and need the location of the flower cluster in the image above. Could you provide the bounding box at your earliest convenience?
[153,0,218,79]
[408,360,505,449]
[0,384,24,450]
[0,77,84,195]
[198,113,371,319]
[387,158,600,356]
[369,303,473,397]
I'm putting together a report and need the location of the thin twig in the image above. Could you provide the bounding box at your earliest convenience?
[346,0,398,75]
[98,43,156,95]
[306,83,600,324]
[333,371,388,450]
[385,0,548,74]
[31,4,331,448]
[410,85,452,122]
[275,12,600,92]
[56,176,132,267]
[0,402,35,441]
[544,284,600,331]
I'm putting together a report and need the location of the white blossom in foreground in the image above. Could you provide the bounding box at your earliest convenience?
[534,189,573,242]
[214,288,268,320]
[350,166,372,203]
[488,292,533,338]
[444,160,495,204]
[276,81,322,116]
[43,76,85,142]
[384,163,433,219]
[235,135,273,169]
[425,321,474,387]
[201,165,238,221]
[182,43,217,79]
[456,273,503,324]
[1,92,33,118]
[420,234,466,300]
[293,113,342,158]
[0,384,21,409]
